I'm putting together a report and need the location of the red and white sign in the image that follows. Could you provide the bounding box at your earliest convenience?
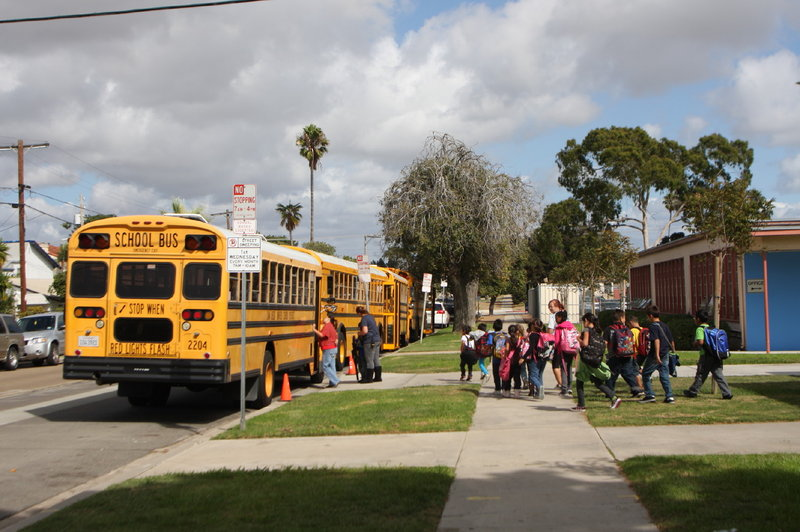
[357,254,371,284]
[232,184,257,235]
[421,273,432,293]
[233,184,257,219]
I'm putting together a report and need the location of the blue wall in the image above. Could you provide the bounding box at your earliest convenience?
[744,251,800,351]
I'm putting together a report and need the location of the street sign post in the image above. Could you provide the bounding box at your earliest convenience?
[230,185,259,431]
[232,184,257,235]
[357,255,371,310]
[420,273,432,342]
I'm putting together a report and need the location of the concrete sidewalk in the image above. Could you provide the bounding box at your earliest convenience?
[6,364,800,532]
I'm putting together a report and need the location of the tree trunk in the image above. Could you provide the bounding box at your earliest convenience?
[450,276,478,332]
[309,167,315,242]
[713,252,723,328]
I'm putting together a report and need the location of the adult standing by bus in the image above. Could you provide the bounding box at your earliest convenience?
[357,306,382,383]
[313,314,340,388]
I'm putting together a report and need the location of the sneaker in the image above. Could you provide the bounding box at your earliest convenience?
[663,396,675,404]
[326,382,339,388]
[571,405,587,412]
[683,390,697,398]
[610,397,622,409]
[639,396,656,403]
[567,389,573,396]
[722,394,733,400]
[631,390,644,398]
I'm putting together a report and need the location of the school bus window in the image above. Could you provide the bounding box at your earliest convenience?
[269,264,276,303]
[116,262,175,299]
[277,263,286,304]
[261,260,269,303]
[250,271,260,302]
[290,267,299,304]
[229,272,240,302]
[69,261,108,298]
[183,263,221,300]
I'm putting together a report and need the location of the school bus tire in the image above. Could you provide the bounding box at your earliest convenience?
[251,351,275,409]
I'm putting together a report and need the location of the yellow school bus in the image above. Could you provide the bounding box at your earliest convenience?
[63,214,322,407]
[377,267,412,350]
[290,248,388,370]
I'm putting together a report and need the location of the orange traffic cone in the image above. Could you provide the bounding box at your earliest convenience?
[346,355,356,375]
[280,373,292,401]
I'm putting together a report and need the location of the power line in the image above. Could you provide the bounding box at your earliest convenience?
[0,0,269,24]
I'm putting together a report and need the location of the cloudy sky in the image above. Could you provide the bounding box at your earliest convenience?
[1,0,799,258]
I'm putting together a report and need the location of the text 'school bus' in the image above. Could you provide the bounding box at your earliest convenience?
[63,214,323,407]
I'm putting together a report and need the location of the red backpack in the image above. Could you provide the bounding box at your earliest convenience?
[636,327,651,357]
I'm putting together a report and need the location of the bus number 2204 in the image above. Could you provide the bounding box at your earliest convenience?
[187,339,208,350]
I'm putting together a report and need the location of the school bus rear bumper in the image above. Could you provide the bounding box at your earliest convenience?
[63,356,229,385]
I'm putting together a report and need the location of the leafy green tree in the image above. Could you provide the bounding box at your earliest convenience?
[301,241,336,256]
[380,133,537,330]
[549,230,638,311]
[0,242,14,313]
[296,124,329,242]
[682,134,773,327]
[557,126,687,249]
[275,202,302,245]
[524,198,592,284]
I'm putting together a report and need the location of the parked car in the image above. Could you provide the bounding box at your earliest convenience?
[426,302,451,329]
[0,314,25,371]
[18,312,65,367]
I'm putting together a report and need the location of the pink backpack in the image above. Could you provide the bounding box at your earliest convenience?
[556,323,580,354]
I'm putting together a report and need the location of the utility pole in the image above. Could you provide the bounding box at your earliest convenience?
[210,210,233,230]
[0,140,49,313]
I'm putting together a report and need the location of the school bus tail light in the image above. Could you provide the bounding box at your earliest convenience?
[185,235,216,251]
[74,307,106,319]
[182,309,214,321]
[78,233,110,249]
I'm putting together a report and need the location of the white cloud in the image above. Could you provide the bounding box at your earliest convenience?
[680,116,709,146]
[642,124,662,139]
[779,153,800,193]
[715,49,800,145]
[1,0,799,253]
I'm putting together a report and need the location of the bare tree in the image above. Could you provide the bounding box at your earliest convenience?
[380,133,538,330]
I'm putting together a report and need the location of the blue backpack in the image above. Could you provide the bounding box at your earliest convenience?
[703,327,731,360]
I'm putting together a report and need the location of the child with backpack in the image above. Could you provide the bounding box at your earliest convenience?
[489,319,507,395]
[638,306,676,404]
[626,314,647,392]
[603,309,645,398]
[504,324,528,396]
[524,319,548,399]
[683,309,733,400]
[553,310,579,396]
[472,323,491,381]
[459,325,478,381]
[573,313,622,411]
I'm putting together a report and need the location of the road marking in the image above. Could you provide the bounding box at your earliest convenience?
[0,386,116,427]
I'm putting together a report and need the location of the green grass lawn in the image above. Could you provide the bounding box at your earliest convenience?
[25,467,454,532]
[584,375,800,426]
[622,453,800,532]
[381,353,463,373]
[217,384,480,439]
[397,327,460,352]
[708,351,800,364]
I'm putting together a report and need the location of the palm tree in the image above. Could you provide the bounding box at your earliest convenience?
[275,203,303,245]
[163,198,206,217]
[296,124,329,242]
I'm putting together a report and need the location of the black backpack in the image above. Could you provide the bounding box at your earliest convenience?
[580,328,605,368]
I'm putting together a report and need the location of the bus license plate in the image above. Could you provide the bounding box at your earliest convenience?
[78,336,99,347]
